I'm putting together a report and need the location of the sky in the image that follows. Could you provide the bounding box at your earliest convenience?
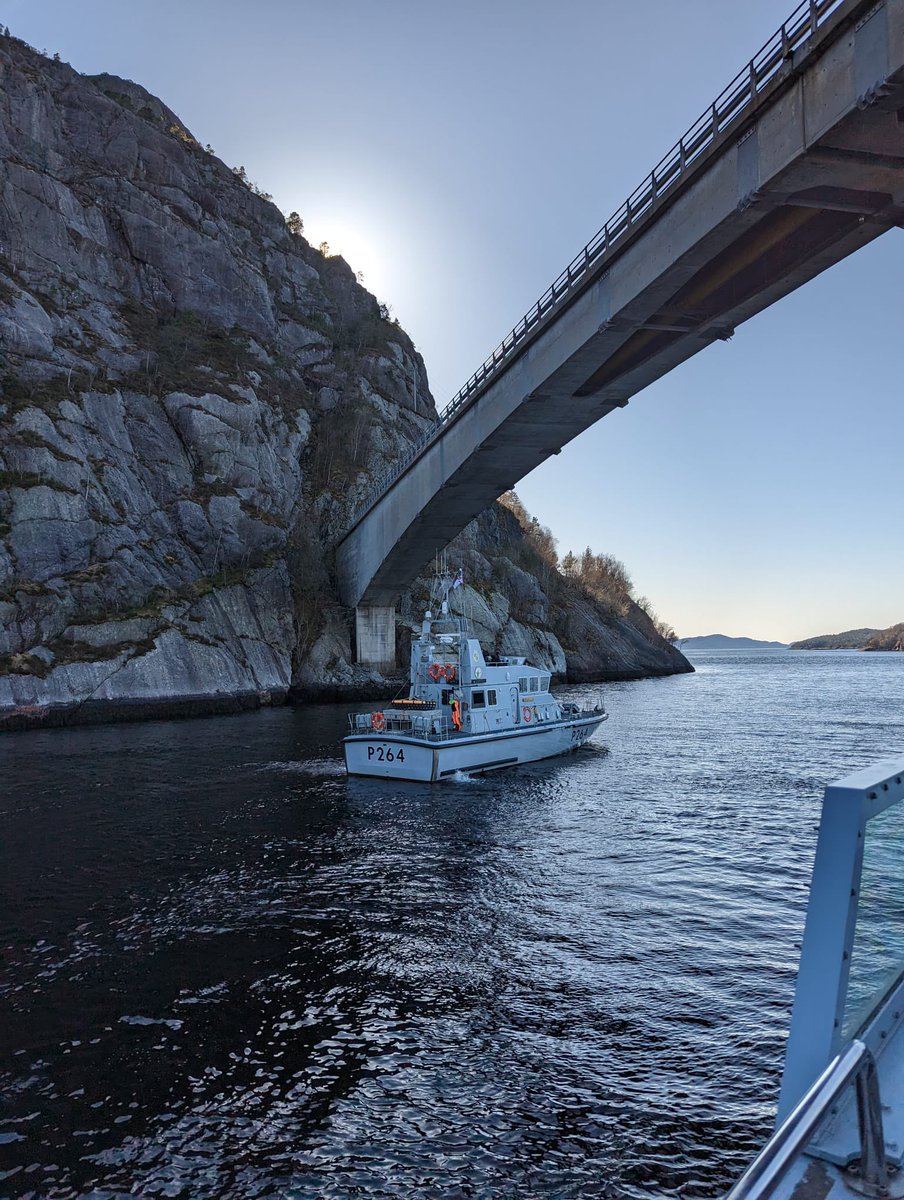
[3,0,902,642]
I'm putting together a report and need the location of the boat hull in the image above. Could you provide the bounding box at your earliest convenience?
[344,713,607,782]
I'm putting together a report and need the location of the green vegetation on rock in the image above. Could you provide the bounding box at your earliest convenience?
[790,628,881,650]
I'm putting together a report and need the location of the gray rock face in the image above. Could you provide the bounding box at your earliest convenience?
[0,31,689,727]
[397,503,690,688]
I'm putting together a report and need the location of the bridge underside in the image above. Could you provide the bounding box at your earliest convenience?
[339,0,904,613]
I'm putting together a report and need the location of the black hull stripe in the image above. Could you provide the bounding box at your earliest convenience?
[439,756,519,777]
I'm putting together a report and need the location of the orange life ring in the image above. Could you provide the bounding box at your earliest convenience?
[522,706,532,722]
[371,711,386,731]
[443,664,457,682]
[429,663,443,681]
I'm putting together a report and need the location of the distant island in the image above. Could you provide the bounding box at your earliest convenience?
[791,624,904,651]
[679,635,788,649]
[790,628,878,650]
[866,624,904,651]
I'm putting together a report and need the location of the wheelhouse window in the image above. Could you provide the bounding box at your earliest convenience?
[519,677,529,692]
[472,690,486,708]
[530,676,539,692]
[487,689,497,706]
[441,689,452,706]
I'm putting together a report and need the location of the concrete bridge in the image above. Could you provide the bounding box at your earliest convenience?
[338,0,904,666]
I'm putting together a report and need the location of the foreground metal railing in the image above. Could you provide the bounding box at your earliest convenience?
[346,0,850,532]
[727,756,904,1198]
[726,1040,890,1199]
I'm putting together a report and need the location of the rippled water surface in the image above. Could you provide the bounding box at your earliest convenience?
[2,650,904,1198]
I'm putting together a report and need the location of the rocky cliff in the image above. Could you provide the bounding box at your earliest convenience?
[0,31,689,728]
[864,624,904,651]
[790,624,904,651]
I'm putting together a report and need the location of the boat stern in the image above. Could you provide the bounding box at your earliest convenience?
[343,735,436,782]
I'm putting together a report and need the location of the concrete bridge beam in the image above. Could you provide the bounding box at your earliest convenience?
[337,0,904,626]
[355,606,396,671]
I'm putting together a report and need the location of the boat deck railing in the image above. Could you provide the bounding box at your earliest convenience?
[348,700,604,742]
[348,713,455,741]
[561,701,605,718]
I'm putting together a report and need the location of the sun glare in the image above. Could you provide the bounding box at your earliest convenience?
[311,220,388,300]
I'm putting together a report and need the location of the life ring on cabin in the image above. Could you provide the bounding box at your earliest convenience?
[444,664,457,682]
[371,711,386,731]
[522,706,532,722]
[428,663,444,680]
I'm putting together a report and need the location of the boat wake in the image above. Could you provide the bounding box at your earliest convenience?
[255,759,346,777]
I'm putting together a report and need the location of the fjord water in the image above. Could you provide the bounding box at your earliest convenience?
[2,650,903,1199]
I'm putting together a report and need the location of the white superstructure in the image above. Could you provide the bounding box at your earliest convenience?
[344,582,607,782]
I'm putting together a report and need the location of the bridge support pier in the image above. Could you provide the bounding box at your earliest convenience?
[355,606,396,670]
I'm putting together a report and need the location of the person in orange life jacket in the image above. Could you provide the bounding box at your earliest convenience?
[451,697,462,732]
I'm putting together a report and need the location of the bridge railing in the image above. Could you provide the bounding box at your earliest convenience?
[347,0,849,532]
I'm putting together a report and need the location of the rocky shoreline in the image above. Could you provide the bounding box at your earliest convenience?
[2,658,690,734]
[0,688,283,733]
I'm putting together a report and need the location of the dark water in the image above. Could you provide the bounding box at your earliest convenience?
[2,650,903,1199]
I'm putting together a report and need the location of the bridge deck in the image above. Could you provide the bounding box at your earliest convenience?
[338,0,904,610]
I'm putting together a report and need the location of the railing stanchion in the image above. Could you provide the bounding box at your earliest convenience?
[855,1054,889,1192]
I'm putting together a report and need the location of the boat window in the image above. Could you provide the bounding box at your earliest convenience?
[519,677,529,692]
[472,690,485,708]
[441,689,452,705]
[540,675,549,691]
[530,676,539,692]
[487,689,497,706]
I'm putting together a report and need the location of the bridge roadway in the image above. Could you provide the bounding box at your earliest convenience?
[338,0,904,666]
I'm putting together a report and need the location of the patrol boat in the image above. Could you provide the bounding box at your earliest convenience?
[344,577,607,782]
